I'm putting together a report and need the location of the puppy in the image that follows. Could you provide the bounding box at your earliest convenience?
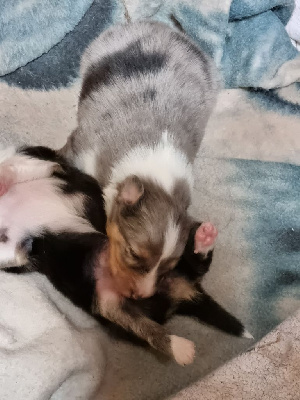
[61,21,220,299]
[1,147,250,366]
[0,145,106,270]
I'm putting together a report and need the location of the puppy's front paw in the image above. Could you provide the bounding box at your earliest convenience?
[170,335,195,366]
[194,222,218,255]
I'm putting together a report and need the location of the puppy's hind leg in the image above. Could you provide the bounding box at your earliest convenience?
[176,287,252,339]
[194,222,218,256]
[94,288,195,366]
[0,149,60,196]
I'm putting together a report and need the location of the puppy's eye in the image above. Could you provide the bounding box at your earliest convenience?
[128,247,141,260]
[159,258,179,274]
[132,264,149,274]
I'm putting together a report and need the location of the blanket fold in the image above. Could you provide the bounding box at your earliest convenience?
[132,0,299,89]
[0,272,106,400]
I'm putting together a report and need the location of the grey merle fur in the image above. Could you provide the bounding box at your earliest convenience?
[63,21,219,183]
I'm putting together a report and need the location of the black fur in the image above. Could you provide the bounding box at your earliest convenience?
[133,250,245,337]
[30,232,106,312]
[80,40,166,101]
[177,288,245,337]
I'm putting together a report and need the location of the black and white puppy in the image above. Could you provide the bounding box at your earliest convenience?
[1,147,251,366]
[0,145,106,268]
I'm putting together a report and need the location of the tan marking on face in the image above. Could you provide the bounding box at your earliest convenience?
[106,221,140,296]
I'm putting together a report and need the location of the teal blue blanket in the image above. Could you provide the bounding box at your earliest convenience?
[0,0,94,75]
[153,0,299,88]
[1,0,299,89]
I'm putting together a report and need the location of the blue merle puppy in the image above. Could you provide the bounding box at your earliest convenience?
[61,21,220,305]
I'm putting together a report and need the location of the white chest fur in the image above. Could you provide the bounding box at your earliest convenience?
[103,132,194,215]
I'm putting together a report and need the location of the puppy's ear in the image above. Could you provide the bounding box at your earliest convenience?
[117,175,144,206]
[172,179,191,210]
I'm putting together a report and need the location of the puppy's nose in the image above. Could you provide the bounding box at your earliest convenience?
[131,292,142,300]
[131,292,147,300]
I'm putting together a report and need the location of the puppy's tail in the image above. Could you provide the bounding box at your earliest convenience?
[177,290,253,339]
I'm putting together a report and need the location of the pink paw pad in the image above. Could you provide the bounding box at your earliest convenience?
[0,169,15,197]
[0,179,12,197]
[194,222,218,254]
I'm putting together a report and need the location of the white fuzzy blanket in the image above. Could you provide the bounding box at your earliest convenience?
[0,271,106,399]
[171,309,300,400]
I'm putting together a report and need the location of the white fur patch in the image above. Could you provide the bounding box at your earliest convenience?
[161,218,180,260]
[76,150,97,178]
[170,335,195,366]
[135,217,180,298]
[0,149,60,195]
[194,242,215,256]
[242,329,254,339]
[0,242,17,267]
[104,131,194,215]
[0,146,16,163]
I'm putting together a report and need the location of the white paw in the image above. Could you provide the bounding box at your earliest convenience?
[242,329,254,339]
[170,335,195,366]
